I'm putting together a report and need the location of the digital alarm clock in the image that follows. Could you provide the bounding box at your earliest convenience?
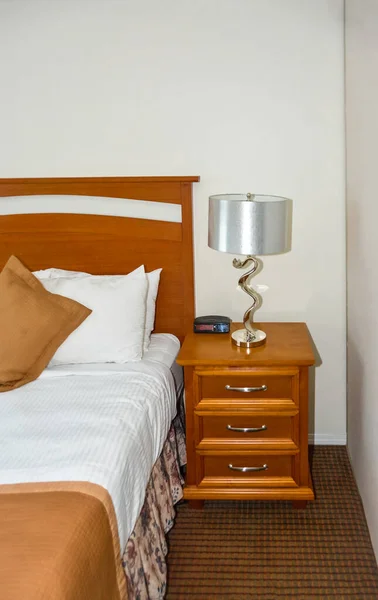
[193,315,231,333]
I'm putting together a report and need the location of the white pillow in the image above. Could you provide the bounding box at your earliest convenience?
[40,272,148,364]
[34,265,162,350]
[141,268,162,350]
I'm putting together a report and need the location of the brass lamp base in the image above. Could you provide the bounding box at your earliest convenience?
[231,327,266,348]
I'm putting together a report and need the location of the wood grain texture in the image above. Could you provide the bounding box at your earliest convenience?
[0,176,199,341]
[199,415,296,448]
[177,322,315,366]
[177,322,315,504]
[200,455,297,486]
[200,372,294,399]
[195,397,299,416]
[299,366,310,486]
[183,486,315,501]
[0,176,199,203]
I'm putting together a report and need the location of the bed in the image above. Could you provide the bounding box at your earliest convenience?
[0,175,199,600]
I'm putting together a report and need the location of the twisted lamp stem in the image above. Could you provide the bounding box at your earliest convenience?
[233,255,263,345]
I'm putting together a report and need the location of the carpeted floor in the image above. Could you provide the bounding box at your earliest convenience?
[166,446,378,599]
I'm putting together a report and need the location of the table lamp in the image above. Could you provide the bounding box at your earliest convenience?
[208,193,292,348]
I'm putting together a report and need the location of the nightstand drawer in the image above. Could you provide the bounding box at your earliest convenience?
[200,373,293,399]
[201,415,293,441]
[199,455,298,488]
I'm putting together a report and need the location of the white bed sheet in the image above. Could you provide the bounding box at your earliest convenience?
[0,334,181,551]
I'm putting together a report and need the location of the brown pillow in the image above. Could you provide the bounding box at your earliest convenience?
[0,256,92,392]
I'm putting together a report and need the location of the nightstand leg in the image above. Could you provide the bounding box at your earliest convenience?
[292,500,307,510]
[188,500,204,510]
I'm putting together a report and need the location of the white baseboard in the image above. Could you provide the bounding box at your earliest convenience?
[308,433,347,445]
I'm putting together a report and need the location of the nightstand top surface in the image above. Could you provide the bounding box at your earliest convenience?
[177,322,315,367]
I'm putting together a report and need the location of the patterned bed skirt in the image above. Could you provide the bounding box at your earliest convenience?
[122,407,186,600]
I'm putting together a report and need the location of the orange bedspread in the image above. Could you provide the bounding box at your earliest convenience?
[0,481,127,600]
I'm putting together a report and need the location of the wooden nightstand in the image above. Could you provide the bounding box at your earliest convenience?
[177,322,315,509]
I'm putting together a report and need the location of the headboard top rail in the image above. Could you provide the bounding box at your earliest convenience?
[0,176,200,184]
[0,176,200,204]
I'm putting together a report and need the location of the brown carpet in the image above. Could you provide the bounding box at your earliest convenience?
[166,446,378,599]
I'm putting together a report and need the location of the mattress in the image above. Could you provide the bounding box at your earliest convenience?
[39,333,183,390]
[0,334,182,551]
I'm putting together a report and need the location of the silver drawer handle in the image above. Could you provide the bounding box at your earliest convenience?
[227,424,267,433]
[228,464,268,473]
[225,384,267,393]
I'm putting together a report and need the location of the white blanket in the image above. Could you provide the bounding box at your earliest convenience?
[0,352,178,551]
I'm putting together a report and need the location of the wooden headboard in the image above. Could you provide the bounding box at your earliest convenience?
[0,176,199,341]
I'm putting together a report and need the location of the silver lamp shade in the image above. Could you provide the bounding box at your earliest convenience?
[208,193,293,348]
[208,194,292,256]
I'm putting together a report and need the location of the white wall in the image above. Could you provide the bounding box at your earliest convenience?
[0,0,346,443]
[345,0,378,558]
